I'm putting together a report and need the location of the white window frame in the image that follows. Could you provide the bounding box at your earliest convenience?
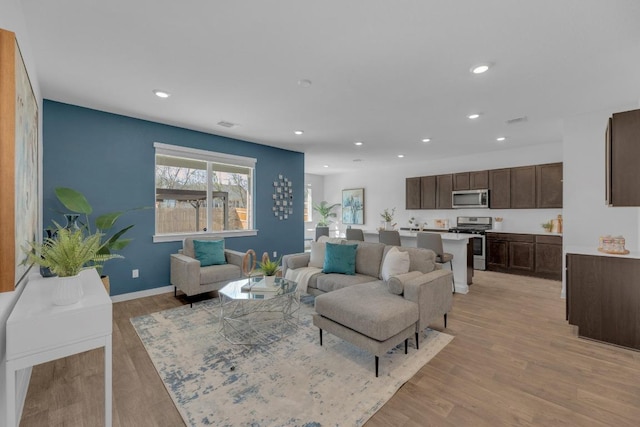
[153,142,258,243]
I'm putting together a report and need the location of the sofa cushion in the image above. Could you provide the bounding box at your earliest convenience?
[317,236,345,244]
[381,246,436,277]
[381,246,411,281]
[309,241,326,268]
[323,243,358,275]
[387,271,424,295]
[315,281,419,342]
[200,263,241,285]
[315,273,377,293]
[353,241,386,278]
[193,239,226,266]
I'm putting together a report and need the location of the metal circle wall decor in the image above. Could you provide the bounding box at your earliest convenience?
[273,174,293,220]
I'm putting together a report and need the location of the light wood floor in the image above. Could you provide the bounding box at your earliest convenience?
[20,271,640,426]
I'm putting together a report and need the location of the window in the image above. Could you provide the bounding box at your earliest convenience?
[154,143,256,241]
[304,186,312,222]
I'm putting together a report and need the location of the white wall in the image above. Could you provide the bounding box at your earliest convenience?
[0,1,42,424]
[562,105,639,253]
[323,143,563,236]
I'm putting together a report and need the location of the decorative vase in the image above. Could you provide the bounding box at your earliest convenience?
[494,221,502,231]
[64,213,81,231]
[52,273,83,306]
[385,221,393,231]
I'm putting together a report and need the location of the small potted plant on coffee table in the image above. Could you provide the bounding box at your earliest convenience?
[257,253,281,287]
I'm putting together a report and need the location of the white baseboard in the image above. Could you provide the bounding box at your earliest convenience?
[110,285,174,303]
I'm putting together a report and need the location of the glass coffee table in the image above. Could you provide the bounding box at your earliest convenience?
[218,276,300,345]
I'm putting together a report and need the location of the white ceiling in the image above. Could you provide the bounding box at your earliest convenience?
[21,0,640,175]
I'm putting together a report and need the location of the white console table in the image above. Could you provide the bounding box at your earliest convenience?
[5,269,112,427]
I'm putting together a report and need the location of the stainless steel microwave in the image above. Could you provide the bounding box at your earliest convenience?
[452,189,490,209]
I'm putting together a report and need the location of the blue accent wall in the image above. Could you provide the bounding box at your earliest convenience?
[43,100,304,296]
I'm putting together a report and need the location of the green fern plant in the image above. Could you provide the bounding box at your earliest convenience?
[23,225,122,277]
[313,201,340,227]
[257,257,281,276]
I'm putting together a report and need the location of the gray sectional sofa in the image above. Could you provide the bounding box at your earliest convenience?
[283,239,453,376]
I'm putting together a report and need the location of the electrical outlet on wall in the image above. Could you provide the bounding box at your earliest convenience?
[272,251,277,258]
[132,269,139,278]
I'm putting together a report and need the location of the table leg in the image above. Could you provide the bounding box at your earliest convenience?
[105,335,112,427]
[6,361,16,427]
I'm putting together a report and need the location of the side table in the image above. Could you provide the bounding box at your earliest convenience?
[5,269,112,427]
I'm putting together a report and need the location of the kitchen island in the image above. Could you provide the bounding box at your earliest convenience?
[362,230,473,294]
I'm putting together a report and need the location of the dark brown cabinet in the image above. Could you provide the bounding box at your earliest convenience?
[436,174,453,209]
[489,168,511,209]
[453,173,470,190]
[406,177,421,209]
[420,176,436,209]
[508,236,535,272]
[535,235,562,280]
[606,109,640,206]
[510,166,536,209]
[536,162,563,208]
[470,170,489,189]
[487,232,561,279]
[567,253,640,350]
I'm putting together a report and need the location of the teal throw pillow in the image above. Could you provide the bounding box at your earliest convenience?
[193,239,226,266]
[322,243,357,275]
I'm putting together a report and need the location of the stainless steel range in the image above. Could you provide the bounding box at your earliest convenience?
[449,216,492,270]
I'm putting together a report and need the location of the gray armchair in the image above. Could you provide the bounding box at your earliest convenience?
[170,237,244,305]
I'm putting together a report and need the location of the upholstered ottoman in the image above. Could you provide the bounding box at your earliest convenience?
[312,281,419,377]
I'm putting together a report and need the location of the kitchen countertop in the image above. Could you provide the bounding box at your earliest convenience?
[363,230,474,241]
[485,230,563,237]
[565,245,640,259]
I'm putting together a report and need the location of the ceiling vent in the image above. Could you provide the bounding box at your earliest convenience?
[217,120,238,128]
[506,116,528,125]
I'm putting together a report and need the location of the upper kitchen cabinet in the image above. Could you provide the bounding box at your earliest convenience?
[436,174,453,209]
[489,168,511,209]
[510,166,536,209]
[420,176,437,209]
[536,162,563,208]
[469,170,489,190]
[406,177,421,209]
[606,109,640,206]
[453,172,470,190]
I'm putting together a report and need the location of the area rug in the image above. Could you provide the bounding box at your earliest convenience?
[131,297,453,427]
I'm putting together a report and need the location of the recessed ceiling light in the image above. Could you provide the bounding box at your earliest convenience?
[294,130,304,135]
[471,63,491,74]
[323,164,329,168]
[421,138,431,143]
[153,90,171,98]
[354,141,363,146]
[467,113,481,119]
[397,154,405,158]
[496,137,507,142]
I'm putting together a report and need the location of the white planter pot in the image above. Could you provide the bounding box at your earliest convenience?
[263,275,277,287]
[52,274,83,306]
[385,222,393,231]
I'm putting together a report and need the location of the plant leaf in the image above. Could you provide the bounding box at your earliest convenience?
[55,187,92,215]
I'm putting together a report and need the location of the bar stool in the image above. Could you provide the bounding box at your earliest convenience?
[345,228,365,241]
[378,230,401,246]
[417,232,455,293]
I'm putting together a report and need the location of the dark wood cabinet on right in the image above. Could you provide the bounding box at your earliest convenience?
[567,253,640,350]
[487,232,562,280]
[606,109,640,206]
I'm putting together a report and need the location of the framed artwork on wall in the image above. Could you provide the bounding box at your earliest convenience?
[0,29,39,293]
[342,188,364,225]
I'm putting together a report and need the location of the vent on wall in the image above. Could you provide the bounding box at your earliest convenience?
[506,116,528,125]
[217,120,238,128]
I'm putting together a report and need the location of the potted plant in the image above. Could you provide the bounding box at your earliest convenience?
[23,225,121,305]
[313,201,340,239]
[257,253,281,286]
[380,207,396,230]
[53,187,138,292]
